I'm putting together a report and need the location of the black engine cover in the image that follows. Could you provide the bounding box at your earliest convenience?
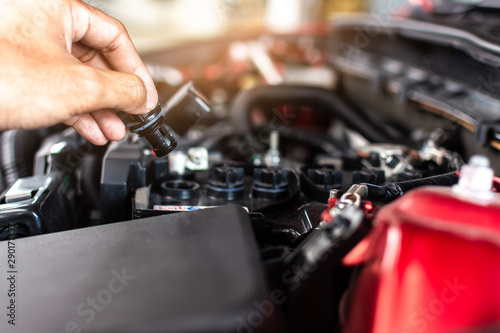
[0,205,285,333]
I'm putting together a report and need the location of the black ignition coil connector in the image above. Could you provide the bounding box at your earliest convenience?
[119,82,212,157]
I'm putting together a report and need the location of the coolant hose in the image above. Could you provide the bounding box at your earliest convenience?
[229,85,392,143]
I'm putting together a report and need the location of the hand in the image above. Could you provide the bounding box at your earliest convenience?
[0,0,158,145]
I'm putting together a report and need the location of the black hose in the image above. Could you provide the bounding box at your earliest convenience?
[364,171,459,205]
[0,130,44,190]
[229,85,392,143]
[276,126,347,156]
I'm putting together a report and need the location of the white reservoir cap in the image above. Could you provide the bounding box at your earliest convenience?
[454,155,494,200]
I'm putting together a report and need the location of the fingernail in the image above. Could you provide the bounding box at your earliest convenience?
[146,85,159,111]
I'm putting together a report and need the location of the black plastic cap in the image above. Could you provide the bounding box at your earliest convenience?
[120,103,177,158]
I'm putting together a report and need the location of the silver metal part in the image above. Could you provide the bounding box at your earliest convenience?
[419,140,462,171]
[264,130,281,167]
[329,189,339,199]
[419,140,445,165]
[169,147,210,175]
[339,184,368,208]
[186,148,209,171]
[321,184,368,225]
[358,143,410,179]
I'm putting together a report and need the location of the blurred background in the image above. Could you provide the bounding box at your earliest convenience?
[84,0,374,53]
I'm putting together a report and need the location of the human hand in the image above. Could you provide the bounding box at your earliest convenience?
[0,0,158,145]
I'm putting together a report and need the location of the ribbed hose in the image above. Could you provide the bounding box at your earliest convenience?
[0,130,44,190]
[364,172,460,205]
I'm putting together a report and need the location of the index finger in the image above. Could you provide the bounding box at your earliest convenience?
[69,0,158,111]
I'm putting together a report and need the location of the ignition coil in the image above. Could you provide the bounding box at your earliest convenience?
[119,82,211,157]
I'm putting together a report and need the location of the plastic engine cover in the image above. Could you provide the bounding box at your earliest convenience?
[0,205,285,333]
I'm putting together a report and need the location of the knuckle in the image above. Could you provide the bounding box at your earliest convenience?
[114,19,127,33]
[107,17,127,37]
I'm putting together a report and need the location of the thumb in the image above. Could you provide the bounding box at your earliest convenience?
[66,65,150,117]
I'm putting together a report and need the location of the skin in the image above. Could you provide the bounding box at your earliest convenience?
[0,0,159,145]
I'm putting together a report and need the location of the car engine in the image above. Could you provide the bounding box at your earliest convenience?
[1,3,500,332]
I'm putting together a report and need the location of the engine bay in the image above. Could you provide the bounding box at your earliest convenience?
[2,9,500,333]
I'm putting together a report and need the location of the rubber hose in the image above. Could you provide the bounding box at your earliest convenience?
[229,85,392,143]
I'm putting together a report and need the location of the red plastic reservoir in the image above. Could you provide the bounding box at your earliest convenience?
[344,186,500,333]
